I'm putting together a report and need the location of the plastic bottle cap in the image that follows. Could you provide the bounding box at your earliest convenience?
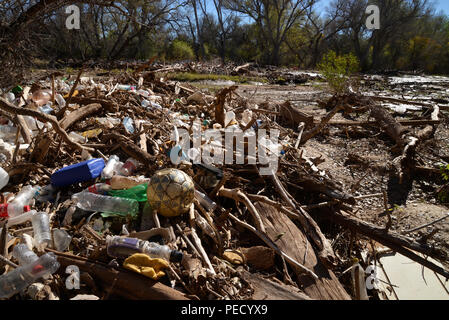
[170,250,183,263]
[23,205,31,212]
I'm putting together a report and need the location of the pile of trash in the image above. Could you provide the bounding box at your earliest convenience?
[0,65,447,300]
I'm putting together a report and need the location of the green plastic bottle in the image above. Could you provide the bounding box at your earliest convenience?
[108,183,148,202]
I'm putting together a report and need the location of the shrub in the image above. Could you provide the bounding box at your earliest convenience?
[169,40,194,61]
[318,51,360,94]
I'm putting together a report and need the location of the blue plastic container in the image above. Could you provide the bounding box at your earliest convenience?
[51,158,105,187]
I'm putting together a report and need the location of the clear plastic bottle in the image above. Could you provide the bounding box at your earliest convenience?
[55,94,66,109]
[71,192,139,216]
[31,212,52,251]
[7,186,41,218]
[0,167,9,190]
[12,243,39,265]
[84,183,111,195]
[68,131,87,144]
[106,236,183,262]
[5,92,15,104]
[102,155,120,179]
[0,252,60,299]
[194,189,217,212]
[122,117,135,134]
[6,208,34,226]
[119,158,138,176]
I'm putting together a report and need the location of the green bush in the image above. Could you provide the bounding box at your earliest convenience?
[168,40,194,61]
[318,51,360,94]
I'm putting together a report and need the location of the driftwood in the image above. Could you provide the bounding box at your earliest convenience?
[326,119,441,126]
[254,202,351,300]
[240,270,311,300]
[214,86,238,127]
[59,103,103,130]
[0,97,94,153]
[279,101,314,128]
[48,249,190,300]
[322,208,449,278]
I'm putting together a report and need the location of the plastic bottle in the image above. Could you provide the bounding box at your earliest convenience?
[39,104,54,114]
[68,132,87,144]
[12,244,39,265]
[31,212,52,251]
[55,94,66,108]
[102,155,120,179]
[6,208,34,226]
[84,183,111,195]
[108,183,148,202]
[119,158,138,176]
[123,117,135,134]
[0,204,31,219]
[31,90,51,106]
[5,92,15,104]
[0,167,9,190]
[2,186,40,218]
[106,236,183,262]
[0,252,60,299]
[71,192,139,217]
[52,229,72,252]
[194,189,217,212]
[107,175,150,190]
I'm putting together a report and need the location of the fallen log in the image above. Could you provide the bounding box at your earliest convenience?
[254,202,351,300]
[48,249,190,300]
[322,209,448,278]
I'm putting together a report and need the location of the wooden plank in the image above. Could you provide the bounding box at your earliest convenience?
[255,202,351,300]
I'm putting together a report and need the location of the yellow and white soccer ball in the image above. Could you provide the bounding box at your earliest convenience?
[147,168,195,217]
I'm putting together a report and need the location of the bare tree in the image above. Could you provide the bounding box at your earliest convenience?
[225,0,316,65]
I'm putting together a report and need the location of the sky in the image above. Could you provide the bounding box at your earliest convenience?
[318,0,449,14]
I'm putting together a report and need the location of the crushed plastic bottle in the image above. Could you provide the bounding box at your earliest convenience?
[12,243,39,265]
[0,252,60,299]
[102,155,120,179]
[39,104,54,114]
[0,167,9,190]
[71,192,139,217]
[122,117,135,134]
[108,183,148,202]
[119,158,138,176]
[52,229,72,251]
[117,85,136,91]
[106,236,183,262]
[31,212,52,251]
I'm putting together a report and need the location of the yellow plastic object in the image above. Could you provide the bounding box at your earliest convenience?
[123,253,169,280]
[147,168,195,217]
[82,129,103,138]
[63,90,79,99]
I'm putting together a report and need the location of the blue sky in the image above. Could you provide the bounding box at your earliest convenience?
[318,0,449,14]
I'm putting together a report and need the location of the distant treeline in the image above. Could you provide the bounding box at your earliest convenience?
[1,0,449,74]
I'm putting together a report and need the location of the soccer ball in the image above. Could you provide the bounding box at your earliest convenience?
[147,168,195,217]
